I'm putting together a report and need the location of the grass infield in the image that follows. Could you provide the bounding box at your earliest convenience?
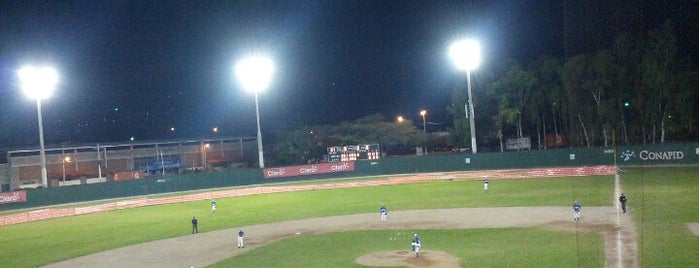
[0,166,696,267]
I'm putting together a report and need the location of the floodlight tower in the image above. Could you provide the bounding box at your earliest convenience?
[235,55,274,168]
[449,39,481,154]
[18,65,59,188]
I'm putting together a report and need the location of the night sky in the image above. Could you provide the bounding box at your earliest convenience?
[1,1,696,148]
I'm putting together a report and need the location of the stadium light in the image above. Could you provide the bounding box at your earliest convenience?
[449,39,481,154]
[235,55,275,168]
[18,65,59,188]
[62,156,71,183]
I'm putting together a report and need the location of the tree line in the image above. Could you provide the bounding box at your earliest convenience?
[448,21,697,151]
[268,21,697,165]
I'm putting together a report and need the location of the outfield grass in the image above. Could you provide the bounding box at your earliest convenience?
[1,166,697,267]
[620,166,699,268]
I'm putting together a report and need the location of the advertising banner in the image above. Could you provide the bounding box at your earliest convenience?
[0,190,28,204]
[506,137,531,150]
[264,161,355,179]
[617,145,697,165]
[113,171,146,181]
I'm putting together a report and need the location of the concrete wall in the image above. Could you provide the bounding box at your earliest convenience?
[1,142,697,210]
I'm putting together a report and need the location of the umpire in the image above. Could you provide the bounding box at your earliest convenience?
[619,193,628,213]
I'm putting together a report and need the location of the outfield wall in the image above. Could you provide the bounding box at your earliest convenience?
[1,143,697,211]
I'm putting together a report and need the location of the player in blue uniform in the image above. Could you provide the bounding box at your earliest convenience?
[380,205,388,222]
[573,201,582,222]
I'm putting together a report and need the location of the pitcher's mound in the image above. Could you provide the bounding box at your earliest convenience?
[356,250,460,267]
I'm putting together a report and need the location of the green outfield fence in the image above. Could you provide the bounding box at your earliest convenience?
[2,142,697,211]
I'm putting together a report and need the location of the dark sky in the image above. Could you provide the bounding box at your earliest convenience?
[1,1,696,148]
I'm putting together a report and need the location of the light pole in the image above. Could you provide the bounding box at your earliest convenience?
[420,110,427,133]
[235,55,274,169]
[62,156,71,184]
[18,65,59,188]
[449,39,481,154]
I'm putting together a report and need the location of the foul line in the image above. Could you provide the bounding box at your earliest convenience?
[614,169,622,268]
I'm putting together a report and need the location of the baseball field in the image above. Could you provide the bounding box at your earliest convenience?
[1,166,697,267]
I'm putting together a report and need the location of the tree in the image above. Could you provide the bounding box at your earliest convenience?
[529,55,564,149]
[499,62,538,141]
[609,32,642,145]
[269,114,422,165]
[638,21,680,144]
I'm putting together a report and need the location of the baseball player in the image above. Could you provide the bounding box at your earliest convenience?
[573,201,582,222]
[380,205,388,222]
[411,233,422,258]
[237,228,245,248]
[619,193,628,213]
[191,216,198,234]
[210,199,217,212]
[483,177,489,191]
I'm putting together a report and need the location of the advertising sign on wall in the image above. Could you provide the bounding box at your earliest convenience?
[0,190,27,204]
[506,138,531,150]
[263,161,355,179]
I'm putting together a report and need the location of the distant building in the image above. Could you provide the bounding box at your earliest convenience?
[2,137,258,191]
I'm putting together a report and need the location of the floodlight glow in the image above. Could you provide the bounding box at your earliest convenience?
[235,56,274,93]
[449,39,481,71]
[18,66,59,100]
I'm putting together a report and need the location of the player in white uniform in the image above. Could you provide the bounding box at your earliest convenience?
[411,233,422,258]
[380,205,388,222]
[483,177,489,191]
[237,228,245,248]
[573,201,581,222]
[211,200,217,212]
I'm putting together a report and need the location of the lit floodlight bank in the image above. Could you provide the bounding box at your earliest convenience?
[18,66,59,100]
[449,39,481,71]
[235,56,275,93]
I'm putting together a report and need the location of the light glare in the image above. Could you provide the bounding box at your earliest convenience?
[449,39,481,71]
[235,56,275,93]
[18,66,59,100]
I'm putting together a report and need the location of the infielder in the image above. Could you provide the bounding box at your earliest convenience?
[573,201,581,222]
[380,205,388,222]
[237,228,245,248]
[483,177,489,191]
[211,199,217,212]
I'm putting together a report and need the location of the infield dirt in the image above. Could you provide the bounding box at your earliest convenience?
[41,206,637,268]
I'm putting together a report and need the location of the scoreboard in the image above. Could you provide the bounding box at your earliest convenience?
[326,144,380,162]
